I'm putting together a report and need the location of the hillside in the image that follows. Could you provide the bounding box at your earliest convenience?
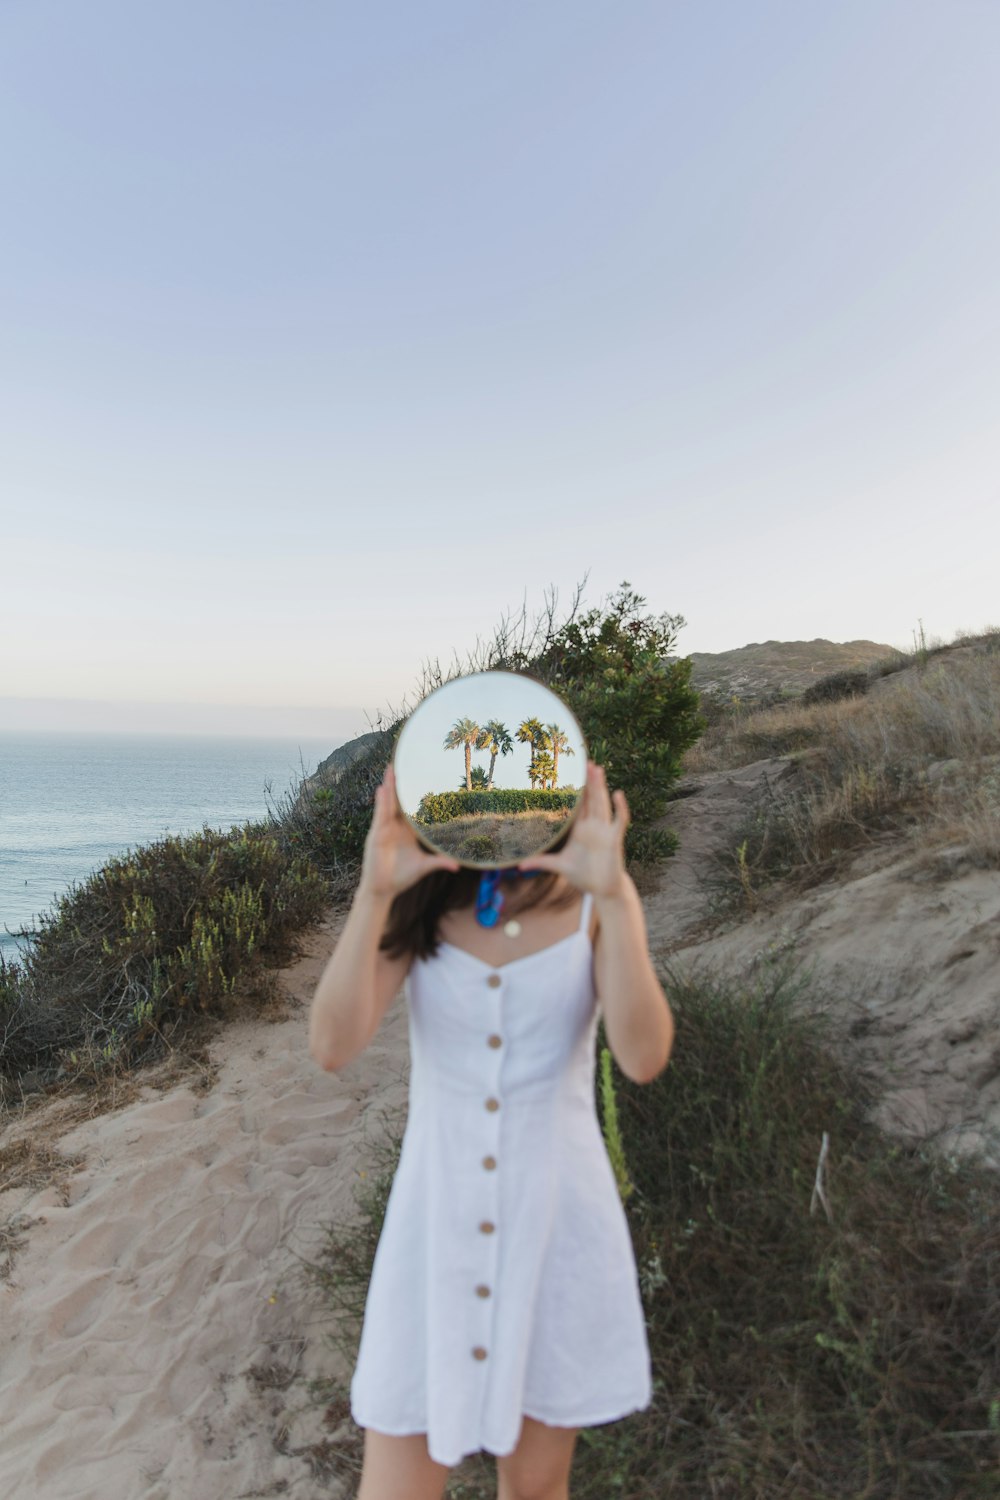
[684,637,895,701]
[649,631,1000,1164]
[311,730,385,783]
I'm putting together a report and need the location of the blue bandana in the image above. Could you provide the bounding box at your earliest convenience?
[475,868,543,927]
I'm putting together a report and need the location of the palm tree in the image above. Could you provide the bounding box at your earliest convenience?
[463,766,489,790]
[533,749,556,789]
[477,720,513,789]
[544,723,574,788]
[517,717,548,790]
[444,717,482,791]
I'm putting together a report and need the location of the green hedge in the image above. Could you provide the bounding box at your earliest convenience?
[415,787,578,824]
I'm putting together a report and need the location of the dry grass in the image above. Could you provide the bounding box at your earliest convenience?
[0,1137,87,1281]
[420,809,574,863]
[689,642,1000,774]
[690,641,1000,897]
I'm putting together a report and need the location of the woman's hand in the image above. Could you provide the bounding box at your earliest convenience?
[516,762,629,899]
[359,764,461,899]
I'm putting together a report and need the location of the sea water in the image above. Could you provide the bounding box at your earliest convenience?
[0,733,334,960]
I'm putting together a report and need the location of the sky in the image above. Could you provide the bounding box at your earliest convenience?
[1,1,998,741]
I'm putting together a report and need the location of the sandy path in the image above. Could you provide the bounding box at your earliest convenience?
[0,917,408,1500]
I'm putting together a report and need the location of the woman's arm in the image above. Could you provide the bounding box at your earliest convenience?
[593,872,674,1084]
[308,765,459,1073]
[518,760,675,1086]
[308,886,411,1072]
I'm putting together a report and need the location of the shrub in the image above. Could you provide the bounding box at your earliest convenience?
[530,582,705,859]
[1,825,326,1096]
[415,788,578,824]
[456,832,503,862]
[801,668,870,706]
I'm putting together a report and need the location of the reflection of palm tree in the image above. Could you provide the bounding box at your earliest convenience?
[444,717,482,791]
[533,749,556,789]
[544,723,574,788]
[517,717,547,790]
[478,720,513,789]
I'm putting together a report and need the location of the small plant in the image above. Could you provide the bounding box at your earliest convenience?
[734,838,757,912]
[457,832,503,863]
[599,1046,635,1203]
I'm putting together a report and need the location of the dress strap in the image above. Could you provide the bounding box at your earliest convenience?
[578,891,593,933]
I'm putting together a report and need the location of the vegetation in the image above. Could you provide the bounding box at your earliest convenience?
[415,788,578,824]
[444,716,485,791]
[1,825,325,1101]
[303,961,1000,1497]
[687,630,1000,899]
[531,583,705,861]
[444,713,575,792]
[479,720,514,789]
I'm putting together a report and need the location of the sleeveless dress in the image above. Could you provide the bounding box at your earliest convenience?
[349,891,652,1467]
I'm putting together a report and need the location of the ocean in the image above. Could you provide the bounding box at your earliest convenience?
[0,733,335,961]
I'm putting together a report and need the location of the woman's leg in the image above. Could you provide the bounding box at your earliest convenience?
[356,1428,450,1500]
[495,1415,580,1500]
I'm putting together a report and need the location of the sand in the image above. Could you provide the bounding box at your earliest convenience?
[0,917,407,1500]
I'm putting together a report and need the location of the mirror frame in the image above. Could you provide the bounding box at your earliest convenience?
[391,668,588,871]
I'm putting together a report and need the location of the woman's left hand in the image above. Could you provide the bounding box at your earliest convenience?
[517,762,629,899]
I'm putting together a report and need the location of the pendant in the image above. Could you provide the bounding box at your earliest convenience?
[503,919,522,938]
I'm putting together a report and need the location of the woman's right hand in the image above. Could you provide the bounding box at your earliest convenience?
[359,764,461,900]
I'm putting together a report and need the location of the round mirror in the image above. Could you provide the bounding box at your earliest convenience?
[392,670,588,869]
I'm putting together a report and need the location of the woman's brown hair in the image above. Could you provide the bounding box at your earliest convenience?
[379,828,576,961]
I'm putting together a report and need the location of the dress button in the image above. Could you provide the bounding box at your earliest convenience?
[485,1096,500,1112]
[479,1220,495,1234]
[487,1034,502,1049]
[472,1346,488,1360]
[482,1155,497,1170]
[475,1284,491,1298]
[487,974,502,988]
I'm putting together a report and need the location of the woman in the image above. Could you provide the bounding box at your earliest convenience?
[309,759,675,1500]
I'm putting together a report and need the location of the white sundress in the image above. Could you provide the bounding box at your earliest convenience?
[349,890,652,1468]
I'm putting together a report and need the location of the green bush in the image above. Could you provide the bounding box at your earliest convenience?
[1,826,326,1095]
[456,832,503,862]
[802,668,870,706]
[530,582,705,859]
[415,787,578,824]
